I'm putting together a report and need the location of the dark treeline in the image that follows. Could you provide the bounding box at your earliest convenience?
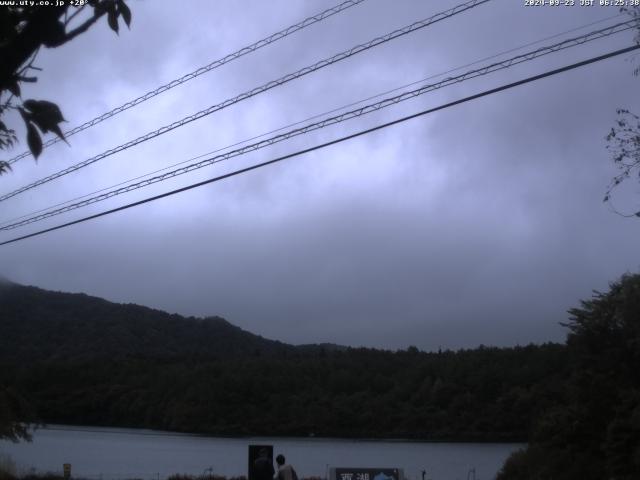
[2,343,567,441]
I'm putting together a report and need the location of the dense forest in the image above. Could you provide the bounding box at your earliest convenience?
[1,274,639,478]
[2,345,569,441]
[0,279,567,441]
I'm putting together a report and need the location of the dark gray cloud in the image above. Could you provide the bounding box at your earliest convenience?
[1,0,639,351]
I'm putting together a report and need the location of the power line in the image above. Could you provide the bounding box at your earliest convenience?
[1,44,637,247]
[1,18,634,231]
[0,13,625,229]
[5,0,368,166]
[0,0,490,203]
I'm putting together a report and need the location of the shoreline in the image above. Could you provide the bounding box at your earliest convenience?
[29,424,527,445]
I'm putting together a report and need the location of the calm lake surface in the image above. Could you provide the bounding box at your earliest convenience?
[0,426,523,480]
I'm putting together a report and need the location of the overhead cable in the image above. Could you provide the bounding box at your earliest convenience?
[0,0,490,203]
[1,19,635,231]
[5,0,368,165]
[1,44,638,247]
[0,13,626,229]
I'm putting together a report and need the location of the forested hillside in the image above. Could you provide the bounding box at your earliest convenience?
[0,281,293,362]
[0,280,569,441]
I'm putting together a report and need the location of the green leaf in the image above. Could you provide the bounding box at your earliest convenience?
[22,100,66,140]
[48,123,68,144]
[26,122,43,159]
[23,100,65,123]
[108,7,119,34]
[117,0,131,28]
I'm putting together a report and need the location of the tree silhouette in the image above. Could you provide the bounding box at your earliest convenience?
[604,6,640,217]
[0,0,131,175]
[498,273,640,480]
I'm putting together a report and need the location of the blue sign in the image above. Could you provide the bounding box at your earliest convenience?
[333,468,403,480]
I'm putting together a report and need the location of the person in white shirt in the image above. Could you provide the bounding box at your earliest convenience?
[275,454,299,480]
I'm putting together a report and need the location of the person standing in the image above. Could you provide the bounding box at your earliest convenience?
[275,454,299,480]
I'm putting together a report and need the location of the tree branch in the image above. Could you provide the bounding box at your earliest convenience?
[62,8,107,43]
[0,8,66,89]
[64,5,86,27]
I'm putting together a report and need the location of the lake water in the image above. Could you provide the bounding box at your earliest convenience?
[0,426,523,480]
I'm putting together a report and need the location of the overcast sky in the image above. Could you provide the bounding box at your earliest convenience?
[1,0,639,351]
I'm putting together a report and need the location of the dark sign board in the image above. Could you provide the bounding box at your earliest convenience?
[248,444,273,480]
[333,468,403,480]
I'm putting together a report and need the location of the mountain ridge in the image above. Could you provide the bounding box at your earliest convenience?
[0,280,299,363]
[0,278,572,441]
